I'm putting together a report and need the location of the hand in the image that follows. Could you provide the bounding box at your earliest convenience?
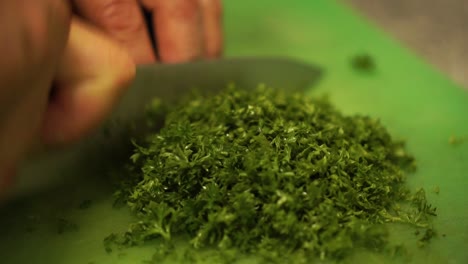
[0,0,71,191]
[72,0,223,64]
[42,18,135,146]
[0,1,135,195]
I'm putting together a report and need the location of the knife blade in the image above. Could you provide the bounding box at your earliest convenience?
[12,57,323,199]
[114,57,323,124]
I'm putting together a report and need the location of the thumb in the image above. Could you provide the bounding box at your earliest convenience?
[42,17,136,145]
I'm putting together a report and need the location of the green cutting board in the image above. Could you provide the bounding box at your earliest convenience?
[1,0,467,263]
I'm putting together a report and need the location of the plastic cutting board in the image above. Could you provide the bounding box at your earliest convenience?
[0,1,467,263]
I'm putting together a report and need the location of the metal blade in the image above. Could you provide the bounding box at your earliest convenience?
[114,57,322,125]
[12,57,323,199]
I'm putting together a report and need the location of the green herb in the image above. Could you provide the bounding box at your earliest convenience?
[103,233,117,253]
[56,218,79,234]
[351,54,376,72]
[417,228,436,247]
[107,85,436,262]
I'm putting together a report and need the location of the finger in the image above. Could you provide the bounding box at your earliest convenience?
[0,0,71,184]
[41,18,135,145]
[73,0,156,64]
[198,0,223,58]
[142,0,204,63]
[0,0,71,114]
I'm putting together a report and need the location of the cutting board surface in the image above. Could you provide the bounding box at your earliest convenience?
[1,1,467,264]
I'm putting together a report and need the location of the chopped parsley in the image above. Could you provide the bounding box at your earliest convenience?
[106,85,436,262]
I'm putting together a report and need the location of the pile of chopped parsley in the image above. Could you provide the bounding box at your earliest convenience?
[107,85,436,262]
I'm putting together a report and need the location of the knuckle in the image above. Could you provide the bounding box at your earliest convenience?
[182,0,201,16]
[97,0,145,34]
[161,0,201,18]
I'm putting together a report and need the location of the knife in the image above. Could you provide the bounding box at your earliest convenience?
[11,57,323,199]
[114,57,323,124]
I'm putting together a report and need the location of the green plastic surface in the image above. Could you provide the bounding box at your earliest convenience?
[1,1,467,263]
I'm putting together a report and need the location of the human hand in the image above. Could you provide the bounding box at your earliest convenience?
[72,0,223,64]
[0,1,135,195]
[0,0,71,191]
